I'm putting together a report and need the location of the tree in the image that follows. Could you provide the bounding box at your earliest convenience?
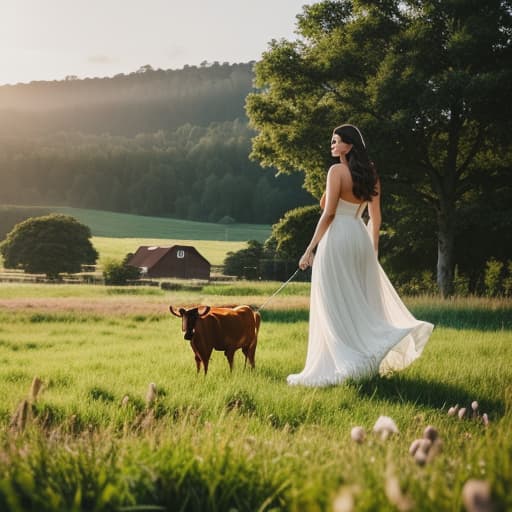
[223,240,264,279]
[246,0,512,296]
[269,205,321,260]
[0,214,98,279]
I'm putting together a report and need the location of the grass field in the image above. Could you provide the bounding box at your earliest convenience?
[1,205,271,269]
[54,206,271,242]
[0,284,511,511]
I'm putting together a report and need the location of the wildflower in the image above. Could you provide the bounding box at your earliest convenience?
[121,395,130,407]
[458,407,467,419]
[350,426,365,444]
[471,401,479,412]
[461,479,493,512]
[373,416,399,440]
[146,382,157,406]
[482,413,489,427]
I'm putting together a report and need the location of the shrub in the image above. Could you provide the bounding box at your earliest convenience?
[103,257,141,285]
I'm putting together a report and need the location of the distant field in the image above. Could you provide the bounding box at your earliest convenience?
[53,206,271,242]
[92,237,248,266]
[0,205,272,269]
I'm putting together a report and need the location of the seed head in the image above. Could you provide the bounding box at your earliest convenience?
[423,425,438,442]
[146,383,157,406]
[448,404,459,416]
[350,426,365,444]
[373,416,399,440]
[461,479,493,512]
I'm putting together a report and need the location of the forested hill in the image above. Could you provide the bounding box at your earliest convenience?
[0,63,254,136]
[0,63,315,224]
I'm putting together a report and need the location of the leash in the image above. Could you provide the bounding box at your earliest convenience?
[256,268,301,312]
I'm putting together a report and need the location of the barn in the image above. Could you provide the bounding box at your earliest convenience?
[126,245,210,280]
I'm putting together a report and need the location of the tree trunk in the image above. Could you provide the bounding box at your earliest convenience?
[437,199,456,297]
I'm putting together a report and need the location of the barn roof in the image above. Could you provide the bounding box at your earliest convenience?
[127,245,210,269]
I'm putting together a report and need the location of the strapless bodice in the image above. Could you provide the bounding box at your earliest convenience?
[336,198,366,217]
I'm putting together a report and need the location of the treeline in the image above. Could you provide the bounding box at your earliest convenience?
[0,63,254,136]
[0,121,314,224]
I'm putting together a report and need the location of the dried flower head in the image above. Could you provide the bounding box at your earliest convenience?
[448,404,459,416]
[146,382,157,406]
[351,426,365,444]
[462,479,493,512]
[423,425,438,442]
[29,376,43,403]
[373,416,399,440]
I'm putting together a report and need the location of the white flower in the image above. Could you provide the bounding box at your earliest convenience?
[458,407,467,419]
[482,413,489,427]
[373,416,399,440]
[471,401,479,411]
[350,426,365,444]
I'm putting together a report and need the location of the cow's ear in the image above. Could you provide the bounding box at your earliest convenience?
[198,306,210,316]
[169,306,182,317]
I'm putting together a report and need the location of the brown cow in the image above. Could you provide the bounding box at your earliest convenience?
[169,305,261,374]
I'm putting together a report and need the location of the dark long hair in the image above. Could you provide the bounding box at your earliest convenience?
[333,124,378,201]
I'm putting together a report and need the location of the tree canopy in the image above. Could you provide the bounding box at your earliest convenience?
[246,0,512,296]
[0,214,98,279]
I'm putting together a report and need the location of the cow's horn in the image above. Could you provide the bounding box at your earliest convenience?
[169,306,182,317]
[198,306,210,316]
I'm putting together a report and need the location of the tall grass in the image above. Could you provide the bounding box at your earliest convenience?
[0,285,511,510]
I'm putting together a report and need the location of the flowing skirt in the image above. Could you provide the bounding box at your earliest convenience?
[287,201,434,387]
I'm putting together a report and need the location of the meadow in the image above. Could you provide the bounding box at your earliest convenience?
[0,282,511,511]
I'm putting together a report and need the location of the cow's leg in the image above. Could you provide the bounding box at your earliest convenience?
[194,354,202,373]
[202,346,213,375]
[242,346,249,370]
[247,339,257,369]
[225,350,235,371]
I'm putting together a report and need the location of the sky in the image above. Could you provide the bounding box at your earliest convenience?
[0,0,315,85]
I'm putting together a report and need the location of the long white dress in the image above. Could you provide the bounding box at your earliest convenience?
[287,199,434,387]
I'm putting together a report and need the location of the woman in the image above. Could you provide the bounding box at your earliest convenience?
[287,124,433,387]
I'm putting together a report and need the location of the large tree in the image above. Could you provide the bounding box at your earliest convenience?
[246,0,512,296]
[0,214,98,279]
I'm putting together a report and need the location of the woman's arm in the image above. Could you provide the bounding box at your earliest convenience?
[367,179,382,255]
[299,165,342,270]
[320,192,326,210]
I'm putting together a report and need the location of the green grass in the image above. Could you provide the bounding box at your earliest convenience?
[54,206,271,242]
[0,286,511,511]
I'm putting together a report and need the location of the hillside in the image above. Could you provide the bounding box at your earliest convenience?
[0,63,315,225]
[53,206,271,242]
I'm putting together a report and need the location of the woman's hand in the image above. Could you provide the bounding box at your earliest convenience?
[299,248,314,270]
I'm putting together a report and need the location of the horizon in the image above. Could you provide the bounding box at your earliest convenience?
[1,0,314,87]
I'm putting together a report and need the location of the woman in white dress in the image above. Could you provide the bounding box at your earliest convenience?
[287,124,434,387]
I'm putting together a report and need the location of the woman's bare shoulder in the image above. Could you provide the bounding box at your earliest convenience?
[328,162,349,175]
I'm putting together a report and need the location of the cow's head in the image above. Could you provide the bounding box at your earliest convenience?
[169,306,211,340]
